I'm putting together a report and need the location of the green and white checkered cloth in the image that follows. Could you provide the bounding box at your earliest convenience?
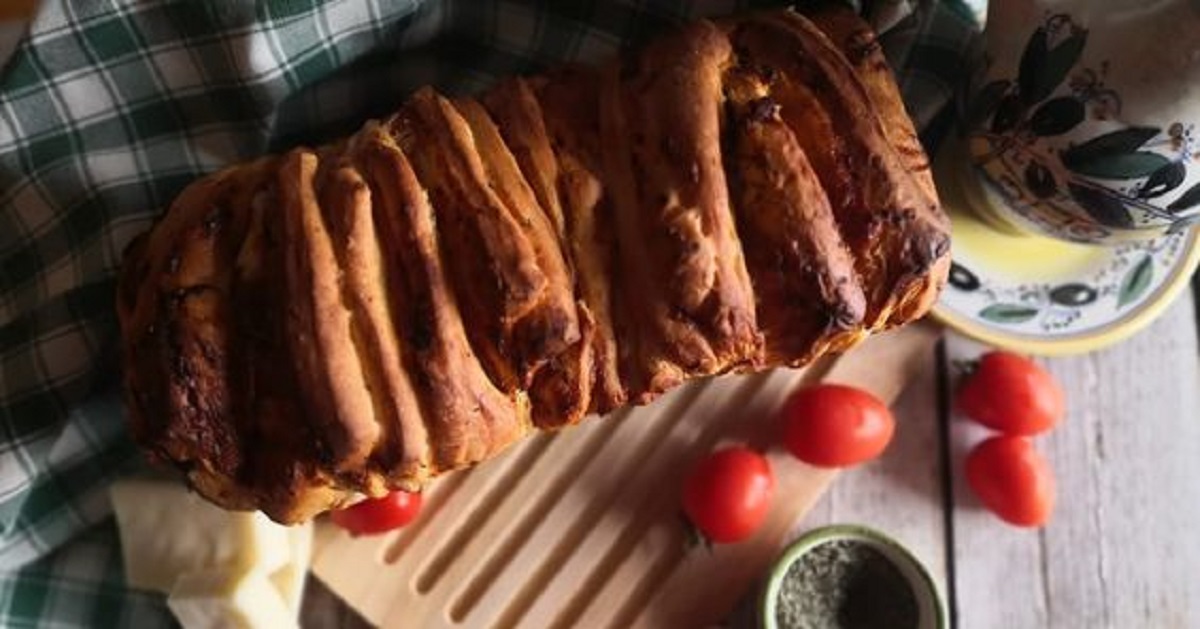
[0,0,977,625]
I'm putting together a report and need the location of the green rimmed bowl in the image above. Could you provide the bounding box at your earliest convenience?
[759,524,946,629]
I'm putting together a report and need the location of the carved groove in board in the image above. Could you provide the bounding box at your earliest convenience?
[548,489,671,629]
[534,371,801,628]
[572,374,787,628]
[446,409,632,622]
[610,529,683,629]
[538,374,778,627]
[735,357,839,451]
[488,380,717,628]
[574,362,835,627]
[381,470,471,564]
[629,367,828,623]
[414,434,556,593]
[311,326,941,629]
[371,531,404,567]
[518,369,816,629]
[451,385,708,626]
[422,423,606,619]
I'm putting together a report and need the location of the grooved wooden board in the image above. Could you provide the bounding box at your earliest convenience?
[311,323,939,628]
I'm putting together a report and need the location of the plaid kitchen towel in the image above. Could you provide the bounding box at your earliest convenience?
[0,0,977,625]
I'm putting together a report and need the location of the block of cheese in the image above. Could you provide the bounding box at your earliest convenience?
[109,478,291,593]
[167,568,298,629]
[270,522,313,613]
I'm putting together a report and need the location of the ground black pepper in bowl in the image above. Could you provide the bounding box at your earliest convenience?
[775,539,919,629]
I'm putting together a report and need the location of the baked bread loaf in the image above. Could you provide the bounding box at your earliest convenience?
[116,6,949,523]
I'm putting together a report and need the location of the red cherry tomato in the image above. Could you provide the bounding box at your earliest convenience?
[957,351,1065,436]
[331,491,423,536]
[779,384,895,468]
[965,436,1055,527]
[682,446,775,544]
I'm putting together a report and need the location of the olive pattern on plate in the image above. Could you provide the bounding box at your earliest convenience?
[946,232,1185,333]
[965,13,1200,241]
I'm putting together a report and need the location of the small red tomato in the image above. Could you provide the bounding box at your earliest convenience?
[331,491,423,536]
[957,351,1065,436]
[682,446,775,544]
[779,384,895,468]
[965,436,1055,527]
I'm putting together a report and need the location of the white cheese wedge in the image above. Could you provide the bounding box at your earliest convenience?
[108,479,290,593]
[167,568,298,629]
[269,521,313,615]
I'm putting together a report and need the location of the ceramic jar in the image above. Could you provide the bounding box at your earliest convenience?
[961,0,1200,244]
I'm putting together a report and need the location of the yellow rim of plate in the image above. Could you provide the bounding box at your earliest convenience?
[931,235,1199,355]
[926,133,1200,352]
[929,147,1200,355]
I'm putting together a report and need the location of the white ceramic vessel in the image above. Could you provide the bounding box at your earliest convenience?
[962,0,1200,243]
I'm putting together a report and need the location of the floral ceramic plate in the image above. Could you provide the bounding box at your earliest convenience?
[931,143,1200,355]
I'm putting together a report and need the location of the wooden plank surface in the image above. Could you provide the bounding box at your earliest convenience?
[801,335,947,594]
[305,289,1200,629]
[307,325,939,628]
[945,292,1200,629]
[723,335,947,628]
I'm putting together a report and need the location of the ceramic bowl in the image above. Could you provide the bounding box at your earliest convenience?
[759,524,946,629]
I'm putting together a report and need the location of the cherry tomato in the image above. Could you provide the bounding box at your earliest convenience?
[682,446,775,544]
[965,436,1055,527]
[331,490,423,536]
[957,351,1065,436]
[779,384,895,468]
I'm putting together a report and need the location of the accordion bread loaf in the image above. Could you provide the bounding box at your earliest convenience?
[116,6,949,523]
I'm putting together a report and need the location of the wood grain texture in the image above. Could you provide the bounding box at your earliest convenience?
[303,291,1200,629]
[310,324,939,628]
[724,335,947,628]
[946,292,1200,629]
[802,334,947,583]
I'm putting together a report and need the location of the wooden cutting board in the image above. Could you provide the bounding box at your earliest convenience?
[311,322,938,628]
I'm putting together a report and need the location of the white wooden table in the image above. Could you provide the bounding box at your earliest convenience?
[786,286,1200,628]
[303,283,1200,628]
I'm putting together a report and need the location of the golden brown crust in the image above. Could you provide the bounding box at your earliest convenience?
[451,96,580,382]
[479,76,608,428]
[480,78,568,243]
[354,122,532,475]
[723,11,949,330]
[600,20,761,402]
[723,68,868,365]
[279,150,380,474]
[316,158,431,485]
[118,165,254,499]
[805,4,932,189]
[117,9,948,523]
[230,171,351,521]
[534,67,627,418]
[802,5,950,321]
[391,88,548,391]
